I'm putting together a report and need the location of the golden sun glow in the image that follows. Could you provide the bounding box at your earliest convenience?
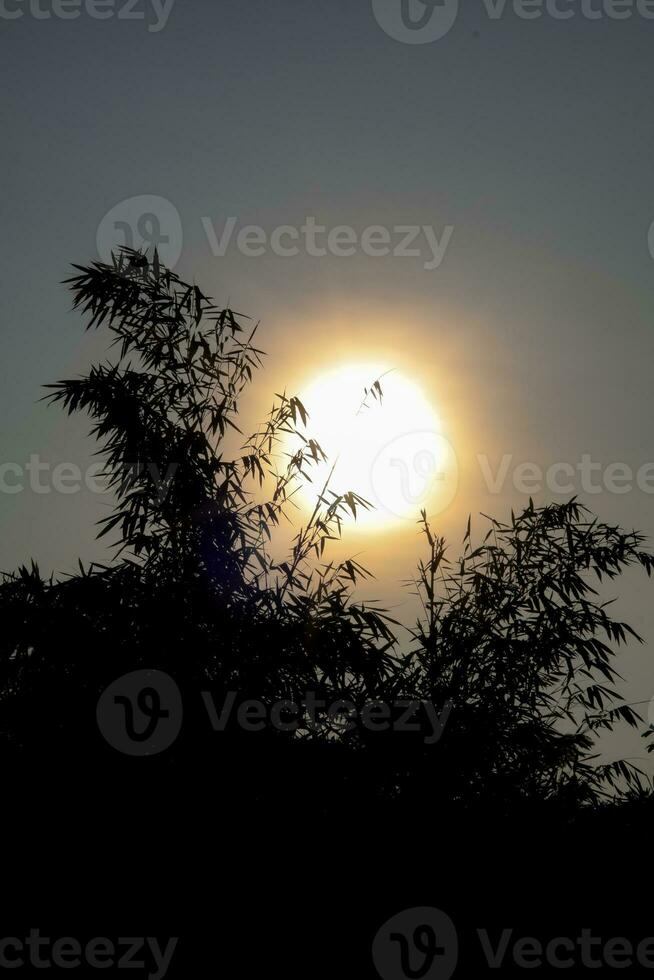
[291,364,458,531]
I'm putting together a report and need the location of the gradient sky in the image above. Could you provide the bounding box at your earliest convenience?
[3,0,654,768]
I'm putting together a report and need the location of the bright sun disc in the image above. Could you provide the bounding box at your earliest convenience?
[290,364,457,530]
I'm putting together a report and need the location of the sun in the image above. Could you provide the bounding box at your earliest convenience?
[289,363,457,530]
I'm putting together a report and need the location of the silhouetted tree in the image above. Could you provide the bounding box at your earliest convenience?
[1,248,651,830]
[402,503,654,814]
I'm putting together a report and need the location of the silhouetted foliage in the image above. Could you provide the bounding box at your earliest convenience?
[1,248,652,830]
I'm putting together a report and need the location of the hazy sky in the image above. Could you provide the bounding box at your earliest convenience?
[3,0,654,766]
